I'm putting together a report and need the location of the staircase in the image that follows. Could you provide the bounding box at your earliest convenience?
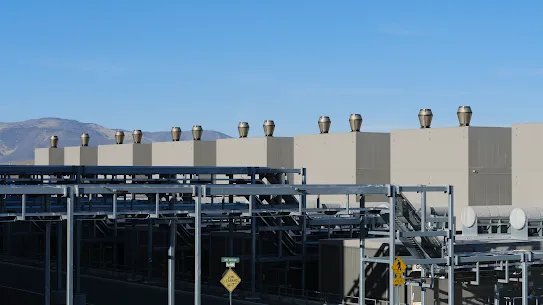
[380,193,445,272]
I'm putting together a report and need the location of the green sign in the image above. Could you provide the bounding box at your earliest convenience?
[221,257,240,263]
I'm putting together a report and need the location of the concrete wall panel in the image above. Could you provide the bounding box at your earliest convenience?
[64,146,98,166]
[512,123,543,206]
[34,148,64,165]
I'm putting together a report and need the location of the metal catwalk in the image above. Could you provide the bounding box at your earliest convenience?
[0,166,542,305]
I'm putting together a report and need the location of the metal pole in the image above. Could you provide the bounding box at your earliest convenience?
[447,185,455,305]
[148,218,153,282]
[229,292,233,305]
[168,218,176,305]
[194,186,202,305]
[250,172,256,295]
[76,219,81,293]
[45,194,51,305]
[301,168,307,295]
[522,253,528,305]
[359,195,366,305]
[66,187,74,305]
[420,188,427,305]
[57,220,62,289]
[388,185,396,305]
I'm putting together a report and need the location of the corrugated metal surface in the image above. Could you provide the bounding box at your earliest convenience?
[468,127,511,207]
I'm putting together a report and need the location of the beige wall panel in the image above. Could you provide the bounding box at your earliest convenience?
[64,146,98,166]
[34,148,64,165]
[512,123,543,205]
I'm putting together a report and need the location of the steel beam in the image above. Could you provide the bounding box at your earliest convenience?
[204,184,392,196]
[66,187,74,305]
[194,186,201,305]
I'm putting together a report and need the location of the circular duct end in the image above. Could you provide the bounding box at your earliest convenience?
[510,208,527,230]
[192,125,203,140]
[80,133,90,146]
[457,106,473,127]
[171,127,181,141]
[318,116,331,134]
[115,130,125,144]
[418,108,433,128]
[461,207,477,228]
[349,114,363,132]
[238,122,249,138]
[49,135,59,148]
[132,129,143,144]
[263,120,275,137]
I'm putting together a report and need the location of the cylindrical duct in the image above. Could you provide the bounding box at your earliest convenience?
[238,122,249,138]
[115,131,125,144]
[80,133,90,146]
[50,135,59,148]
[349,114,363,132]
[132,129,143,144]
[171,127,181,141]
[418,109,433,128]
[457,106,472,127]
[461,206,514,228]
[510,207,543,230]
[192,125,203,140]
[263,120,275,137]
[318,116,331,134]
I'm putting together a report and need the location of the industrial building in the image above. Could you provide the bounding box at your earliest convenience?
[13,106,543,305]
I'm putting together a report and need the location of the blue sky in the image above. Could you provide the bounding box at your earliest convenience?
[0,1,542,137]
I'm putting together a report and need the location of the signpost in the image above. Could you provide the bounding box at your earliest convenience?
[220,257,241,305]
[392,256,407,286]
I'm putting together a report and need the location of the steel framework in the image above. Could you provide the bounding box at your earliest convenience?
[0,166,542,305]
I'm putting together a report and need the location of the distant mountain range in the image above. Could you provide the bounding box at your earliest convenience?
[0,118,232,163]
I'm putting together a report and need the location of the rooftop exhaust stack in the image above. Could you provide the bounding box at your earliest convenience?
[171,127,181,141]
[238,122,249,138]
[349,114,363,132]
[457,106,472,127]
[263,120,275,137]
[418,109,433,128]
[132,130,143,144]
[192,125,203,140]
[50,135,58,148]
[318,116,331,134]
[115,131,125,144]
[80,133,90,146]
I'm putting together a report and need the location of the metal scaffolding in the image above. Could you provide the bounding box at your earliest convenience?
[0,165,542,305]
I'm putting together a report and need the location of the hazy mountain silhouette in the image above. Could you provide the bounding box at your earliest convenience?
[0,118,231,163]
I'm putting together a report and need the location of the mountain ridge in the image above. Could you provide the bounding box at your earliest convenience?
[0,118,232,163]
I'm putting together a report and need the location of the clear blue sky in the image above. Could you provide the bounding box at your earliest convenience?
[0,1,542,137]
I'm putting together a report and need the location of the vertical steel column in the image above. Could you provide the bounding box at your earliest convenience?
[45,196,51,305]
[22,194,26,220]
[66,187,74,305]
[301,168,307,294]
[420,187,427,305]
[228,214,234,256]
[168,218,176,305]
[250,172,257,295]
[194,186,202,305]
[447,186,455,305]
[388,185,396,305]
[147,219,153,282]
[522,253,528,305]
[76,219,81,293]
[132,222,137,279]
[359,195,366,305]
[57,220,62,289]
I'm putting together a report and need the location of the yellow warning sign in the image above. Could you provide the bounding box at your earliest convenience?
[392,257,407,277]
[220,268,241,293]
[393,277,405,286]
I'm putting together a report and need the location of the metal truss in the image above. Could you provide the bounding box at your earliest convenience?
[1,175,543,305]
